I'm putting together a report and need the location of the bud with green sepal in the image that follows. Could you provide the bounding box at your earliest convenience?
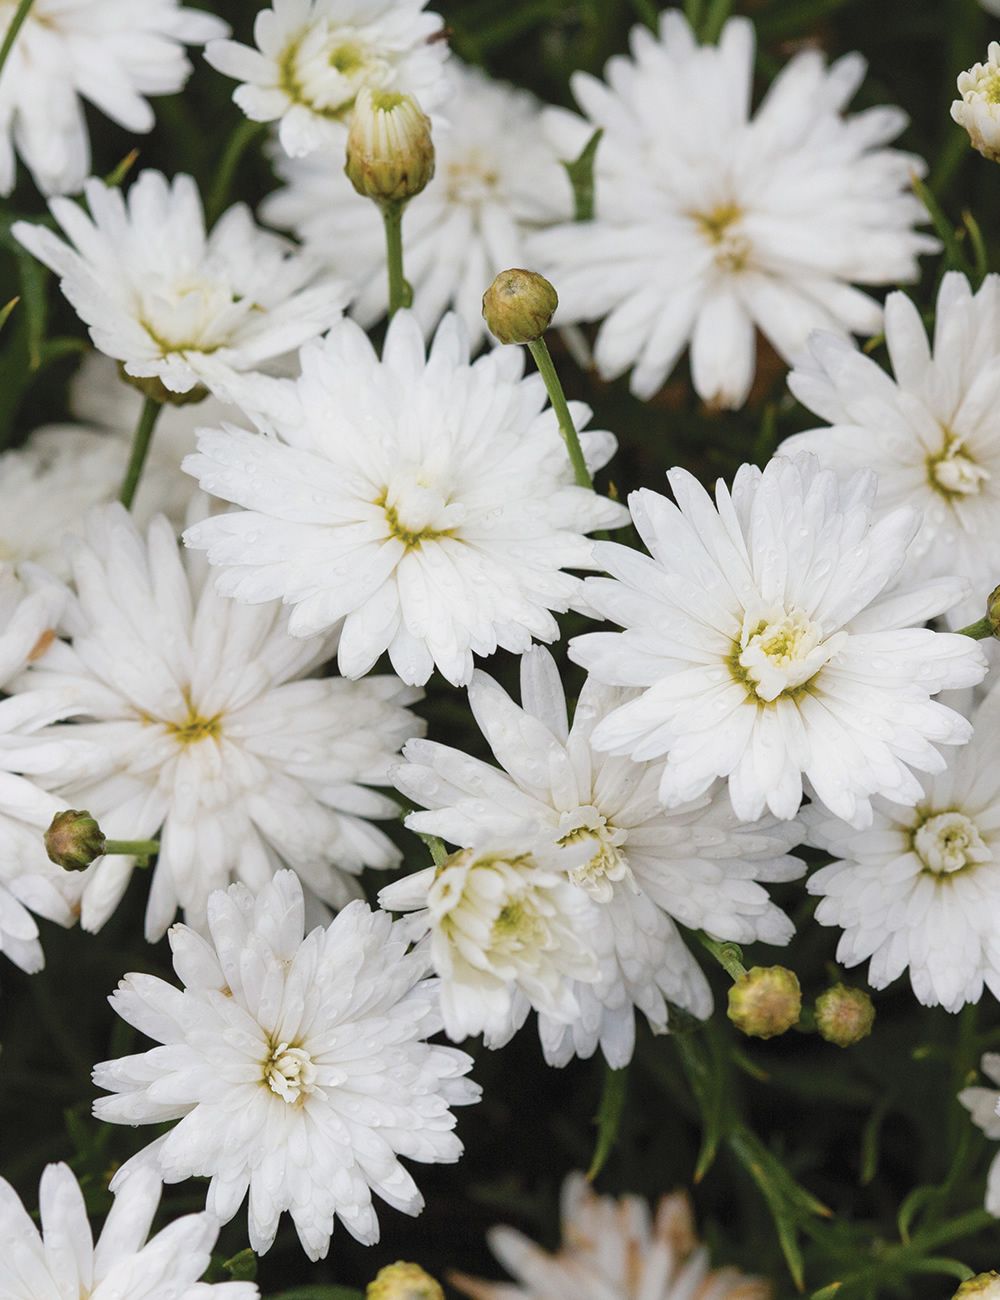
[367,1261,444,1300]
[44,810,160,870]
[814,983,875,1048]
[956,584,1000,640]
[727,965,802,1040]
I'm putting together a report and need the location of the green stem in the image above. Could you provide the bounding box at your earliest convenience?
[0,0,34,85]
[104,839,160,857]
[206,119,266,226]
[381,200,412,319]
[419,833,449,867]
[119,396,162,510]
[526,337,593,490]
[697,931,748,981]
[955,615,996,640]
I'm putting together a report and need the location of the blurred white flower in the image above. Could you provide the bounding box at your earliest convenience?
[959,1053,1000,1215]
[94,870,480,1260]
[0,1162,256,1300]
[529,10,937,407]
[13,170,347,397]
[570,454,987,829]
[952,42,1000,162]
[451,1171,770,1300]
[0,0,227,196]
[807,685,1000,1012]
[205,0,448,159]
[262,60,573,347]
[393,645,805,1066]
[14,503,423,939]
[183,310,628,687]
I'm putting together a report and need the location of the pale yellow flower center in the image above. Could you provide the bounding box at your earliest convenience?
[278,23,392,120]
[558,805,631,903]
[264,1040,317,1103]
[377,469,466,551]
[928,433,990,499]
[691,202,752,273]
[730,608,845,703]
[914,811,992,875]
[444,151,500,206]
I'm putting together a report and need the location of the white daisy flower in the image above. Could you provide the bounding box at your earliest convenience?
[451,1172,770,1300]
[528,10,937,407]
[93,870,480,1260]
[0,0,227,197]
[0,1162,257,1300]
[780,274,1000,629]
[204,0,448,159]
[13,503,423,939]
[959,1053,1000,1216]
[183,310,629,687]
[378,838,602,1049]
[262,60,573,347]
[806,685,1000,1012]
[392,645,805,1067]
[12,169,347,398]
[952,43,1000,162]
[569,454,988,830]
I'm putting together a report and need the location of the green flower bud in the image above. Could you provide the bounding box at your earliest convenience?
[45,809,106,870]
[815,983,875,1048]
[954,1272,1000,1300]
[727,965,801,1040]
[117,362,209,407]
[367,1261,444,1300]
[345,88,435,208]
[482,268,559,345]
[988,583,1000,638]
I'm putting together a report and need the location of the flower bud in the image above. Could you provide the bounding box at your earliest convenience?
[952,44,1000,163]
[989,584,1000,638]
[346,88,435,207]
[45,809,106,870]
[814,983,875,1048]
[727,965,801,1040]
[367,1261,444,1300]
[954,1272,1000,1300]
[482,269,559,345]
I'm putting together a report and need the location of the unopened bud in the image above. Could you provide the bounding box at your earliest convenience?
[815,983,875,1048]
[952,45,1000,164]
[367,1261,444,1300]
[954,1272,1000,1300]
[727,966,801,1040]
[482,269,558,345]
[346,88,435,207]
[989,584,1000,637]
[45,809,106,870]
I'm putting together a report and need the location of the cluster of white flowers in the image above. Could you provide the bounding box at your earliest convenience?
[4,0,1000,1279]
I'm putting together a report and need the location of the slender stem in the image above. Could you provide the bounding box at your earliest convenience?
[527,337,593,490]
[697,932,747,982]
[381,200,412,319]
[119,396,162,510]
[0,0,34,86]
[104,839,160,857]
[419,833,449,867]
[955,615,996,640]
[206,119,266,226]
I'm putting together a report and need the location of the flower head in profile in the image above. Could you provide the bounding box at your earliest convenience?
[14,504,423,939]
[392,646,804,1066]
[807,685,1000,1012]
[13,170,347,397]
[262,61,573,346]
[952,43,1000,163]
[570,454,987,829]
[205,0,448,159]
[528,11,936,406]
[93,871,480,1261]
[959,1053,1000,1216]
[0,1162,257,1300]
[781,274,1000,629]
[451,1172,771,1300]
[0,0,227,196]
[183,310,628,687]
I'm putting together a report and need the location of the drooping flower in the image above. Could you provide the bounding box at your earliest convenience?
[806,685,1000,1012]
[952,43,1000,163]
[451,1172,771,1300]
[0,1162,258,1300]
[780,274,1000,628]
[204,0,449,160]
[959,1053,1000,1215]
[13,170,347,398]
[93,870,480,1261]
[528,10,937,407]
[13,503,423,939]
[183,310,628,687]
[0,0,227,196]
[570,454,987,829]
[391,645,804,1066]
[262,61,573,346]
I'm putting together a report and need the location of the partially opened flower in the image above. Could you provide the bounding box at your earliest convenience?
[451,1172,770,1300]
[953,43,1000,163]
[13,170,347,398]
[0,1162,257,1300]
[570,454,987,828]
[529,11,936,406]
[183,310,628,686]
[0,0,227,196]
[205,0,449,159]
[13,503,423,938]
[93,871,480,1260]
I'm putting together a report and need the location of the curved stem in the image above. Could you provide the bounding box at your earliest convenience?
[697,932,747,982]
[0,0,34,86]
[206,118,266,227]
[104,839,160,858]
[527,337,594,490]
[119,396,162,510]
[955,615,996,640]
[381,200,412,319]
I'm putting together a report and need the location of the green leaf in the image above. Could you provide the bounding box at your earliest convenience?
[0,296,18,336]
[755,0,862,40]
[268,1288,364,1300]
[104,149,139,189]
[908,1258,975,1283]
[587,1063,627,1181]
[224,1250,257,1283]
[810,1285,843,1300]
[14,247,47,370]
[898,1184,938,1244]
[910,174,971,277]
[698,0,732,43]
[963,210,989,287]
[684,0,704,26]
[563,128,603,223]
